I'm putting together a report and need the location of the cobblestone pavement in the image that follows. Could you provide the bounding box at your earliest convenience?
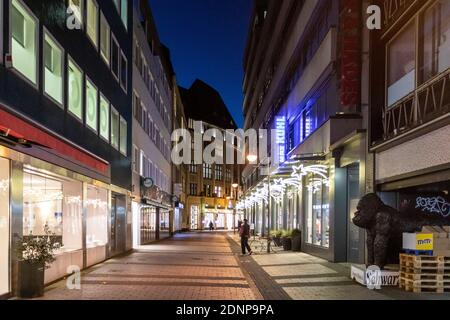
[34,232,450,300]
[228,234,450,300]
[36,232,262,300]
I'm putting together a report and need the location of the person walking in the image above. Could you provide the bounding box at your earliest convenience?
[209,221,214,231]
[239,219,253,255]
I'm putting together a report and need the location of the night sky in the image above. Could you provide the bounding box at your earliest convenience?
[149,0,253,128]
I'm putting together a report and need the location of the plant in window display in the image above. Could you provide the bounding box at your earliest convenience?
[281,229,292,251]
[16,224,63,298]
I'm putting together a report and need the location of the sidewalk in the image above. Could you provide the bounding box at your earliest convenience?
[228,233,450,300]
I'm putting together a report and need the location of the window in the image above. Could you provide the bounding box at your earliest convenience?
[100,13,110,63]
[10,0,38,85]
[215,165,223,181]
[225,168,231,183]
[85,78,98,132]
[421,1,450,83]
[120,51,127,92]
[111,35,119,80]
[387,22,416,106]
[203,184,212,197]
[68,0,83,26]
[203,164,212,179]
[43,30,63,105]
[111,107,119,150]
[214,186,222,198]
[86,0,98,48]
[67,58,83,120]
[99,94,110,141]
[120,0,128,29]
[119,116,127,155]
[132,145,139,173]
[86,186,108,257]
[139,150,145,176]
[190,183,197,196]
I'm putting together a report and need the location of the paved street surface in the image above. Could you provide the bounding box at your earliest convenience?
[35,232,450,300]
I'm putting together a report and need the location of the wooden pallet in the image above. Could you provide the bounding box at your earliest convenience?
[400,277,450,293]
[400,254,450,272]
[400,272,450,281]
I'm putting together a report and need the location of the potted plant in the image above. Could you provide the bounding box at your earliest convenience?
[291,229,302,252]
[16,225,62,298]
[281,229,292,251]
[270,230,283,246]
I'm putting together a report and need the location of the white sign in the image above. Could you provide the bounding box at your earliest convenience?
[275,116,286,164]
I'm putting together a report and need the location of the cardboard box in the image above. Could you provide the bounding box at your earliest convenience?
[403,233,434,251]
[351,265,399,287]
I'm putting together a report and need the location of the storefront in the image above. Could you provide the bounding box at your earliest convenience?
[0,157,10,298]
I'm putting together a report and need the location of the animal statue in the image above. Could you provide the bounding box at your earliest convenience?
[352,193,450,269]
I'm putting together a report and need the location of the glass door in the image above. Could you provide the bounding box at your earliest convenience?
[347,164,361,263]
[0,158,10,296]
[110,196,117,254]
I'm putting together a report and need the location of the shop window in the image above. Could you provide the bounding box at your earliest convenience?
[43,31,63,105]
[111,107,119,150]
[140,207,156,244]
[421,1,450,84]
[120,51,127,92]
[86,0,98,48]
[67,58,83,120]
[387,22,416,107]
[100,13,110,64]
[0,158,10,295]
[86,186,108,249]
[85,78,98,132]
[11,0,38,85]
[23,168,82,253]
[119,116,127,156]
[160,210,170,233]
[99,94,110,141]
[305,172,330,248]
[111,35,120,80]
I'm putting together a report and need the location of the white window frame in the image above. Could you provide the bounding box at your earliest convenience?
[9,0,39,88]
[42,27,64,108]
[100,12,110,64]
[110,33,120,81]
[120,50,127,93]
[67,56,84,122]
[99,93,110,142]
[111,106,119,150]
[85,76,98,133]
[132,144,139,173]
[119,116,127,156]
[86,0,99,49]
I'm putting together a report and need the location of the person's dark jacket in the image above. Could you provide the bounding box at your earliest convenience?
[240,223,250,238]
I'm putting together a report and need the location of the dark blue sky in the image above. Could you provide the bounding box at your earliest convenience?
[149,0,252,128]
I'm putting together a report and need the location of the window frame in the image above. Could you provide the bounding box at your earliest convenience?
[42,27,64,108]
[120,50,128,93]
[86,0,99,49]
[110,33,120,81]
[119,115,127,156]
[85,76,98,133]
[110,106,120,150]
[67,55,84,122]
[9,0,39,88]
[99,12,110,65]
[99,93,110,142]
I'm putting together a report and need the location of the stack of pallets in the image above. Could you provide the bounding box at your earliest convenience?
[399,254,450,293]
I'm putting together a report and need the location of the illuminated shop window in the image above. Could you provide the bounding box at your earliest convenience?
[11,0,37,85]
[99,94,110,141]
[86,0,98,48]
[43,31,63,105]
[67,58,83,120]
[86,185,108,249]
[85,78,98,132]
[119,116,127,156]
[111,107,119,150]
[100,13,110,64]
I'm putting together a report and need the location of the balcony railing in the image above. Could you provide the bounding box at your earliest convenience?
[383,68,450,140]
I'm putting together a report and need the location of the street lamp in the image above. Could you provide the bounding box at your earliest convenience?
[232,183,239,234]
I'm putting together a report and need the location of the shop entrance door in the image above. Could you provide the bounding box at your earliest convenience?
[347,164,361,263]
[110,194,126,256]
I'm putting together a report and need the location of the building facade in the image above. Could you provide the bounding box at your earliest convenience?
[131,0,174,248]
[369,0,450,240]
[0,0,133,297]
[180,80,242,231]
[241,0,371,263]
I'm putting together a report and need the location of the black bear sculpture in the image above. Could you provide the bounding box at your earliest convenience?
[352,193,450,269]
